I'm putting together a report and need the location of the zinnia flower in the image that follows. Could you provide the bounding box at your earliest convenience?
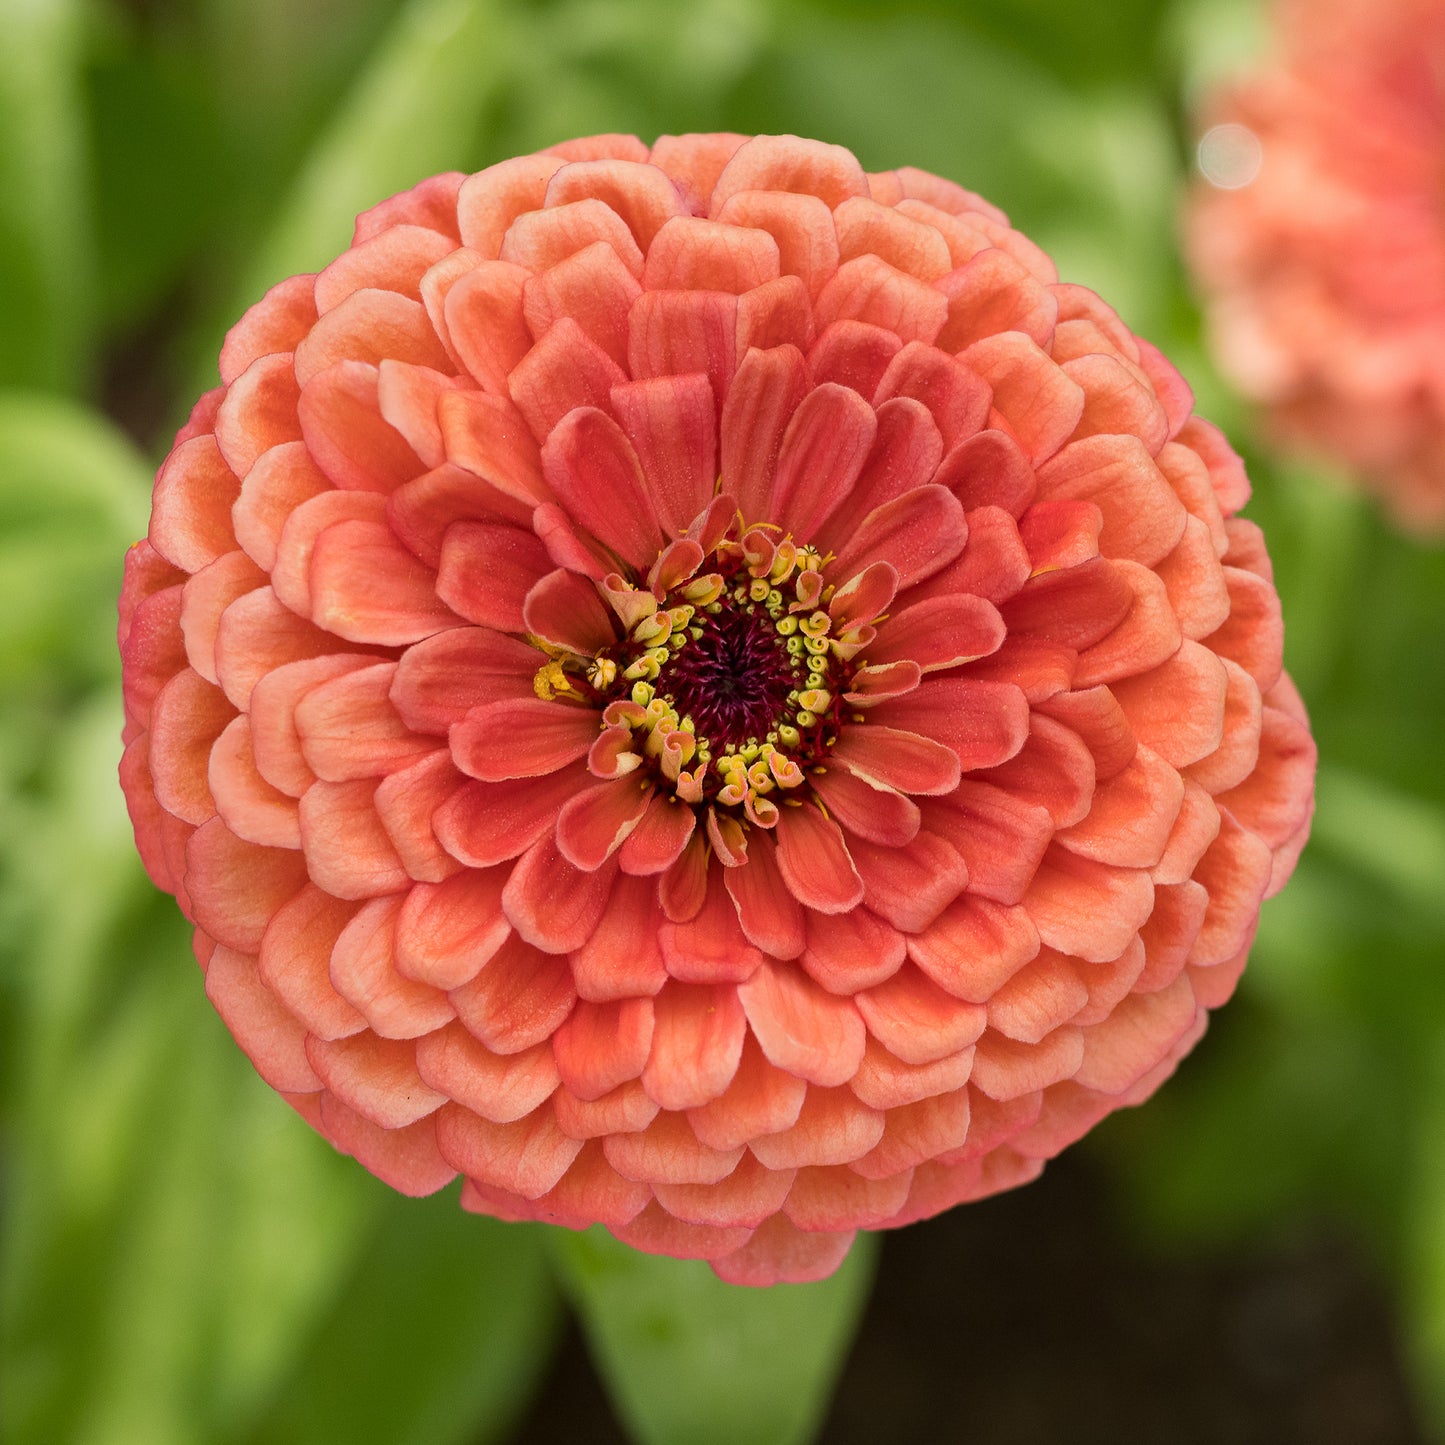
[1188,0,1445,531]
[119,132,1315,1285]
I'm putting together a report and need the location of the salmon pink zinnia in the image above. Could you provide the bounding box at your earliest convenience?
[119,133,1315,1285]
[1189,0,1445,531]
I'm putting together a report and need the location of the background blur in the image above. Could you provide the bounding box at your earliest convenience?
[3,0,1445,1440]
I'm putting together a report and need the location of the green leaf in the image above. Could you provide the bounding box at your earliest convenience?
[0,701,373,1445]
[249,1203,560,1445]
[237,0,513,314]
[552,1226,877,1445]
[0,0,95,391]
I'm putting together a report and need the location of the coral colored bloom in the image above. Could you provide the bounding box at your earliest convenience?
[1188,0,1445,531]
[119,133,1315,1285]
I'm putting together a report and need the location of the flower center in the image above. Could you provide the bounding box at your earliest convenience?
[531,517,872,829]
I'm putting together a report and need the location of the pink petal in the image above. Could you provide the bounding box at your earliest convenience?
[871,677,1029,772]
[1036,434,1187,567]
[1074,560,1182,688]
[641,980,747,1111]
[808,320,902,398]
[815,254,947,344]
[556,776,654,870]
[849,1034,976,1110]
[738,960,866,1087]
[736,274,816,352]
[374,750,466,884]
[649,132,748,212]
[456,154,566,257]
[308,518,461,645]
[353,171,463,244]
[852,1087,973,1178]
[907,895,1041,1003]
[924,782,1053,905]
[610,1202,750,1262]
[547,157,685,250]
[271,489,388,618]
[835,195,952,280]
[937,246,1058,352]
[523,241,639,368]
[415,1022,558,1124]
[618,790,698,875]
[713,188,839,297]
[1073,973,1199,1094]
[541,406,664,568]
[329,894,454,1039]
[500,197,644,279]
[768,382,878,535]
[436,390,550,507]
[961,332,1084,465]
[433,765,590,868]
[604,1110,742,1186]
[212,583,351,713]
[978,713,1096,829]
[609,374,718,537]
[773,804,864,914]
[1187,811,1274,967]
[710,135,868,213]
[435,521,555,632]
[150,435,240,571]
[529,1138,650,1227]
[436,1101,584,1199]
[810,767,920,847]
[375,358,459,467]
[449,933,576,1053]
[298,360,424,493]
[249,653,376,797]
[1036,685,1138,782]
[687,1034,806,1150]
[149,668,233,825]
[799,906,906,994]
[659,857,764,985]
[305,1032,446,1128]
[186,816,307,952]
[748,1086,884,1170]
[1063,351,1169,455]
[784,1163,913,1231]
[502,837,617,953]
[507,317,627,442]
[969,1027,1085,1101]
[292,287,450,387]
[1110,640,1228,769]
[723,832,807,958]
[258,884,366,1039]
[315,1093,455,1196]
[315,223,456,312]
[855,963,987,1065]
[644,215,780,291]
[985,950,1090,1044]
[873,340,991,449]
[830,484,968,589]
[208,714,301,848]
[298,778,412,899]
[1024,845,1155,963]
[711,1216,857,1287]
[653,1153,795,1230]
[205,945,319,1093]
[220,272,317,384]
[294,660,435,780]
[450,697,598,782]
[394,866,511,990]
[718,343,811,520]
[233,441,331,572]
[553,996,656,1101]
[832,724,960,797]
[1055,743,1184,869]
[849,827,971,932]
[522,567,616,654]
[388,464,536,572]
[569,871,669,1001]
[214,353,301,478]
[442,260,532,392]
[627,289,738,409]
[390,625,540,734]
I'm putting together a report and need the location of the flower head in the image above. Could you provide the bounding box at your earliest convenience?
[120,133,1315,1285]
[1188,0,1445,531]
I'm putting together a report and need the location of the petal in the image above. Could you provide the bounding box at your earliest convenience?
[295,661,436,781]
[568,870,669,1001]
[748,1086,884,1170]
[298,778,412,899]
[659,857,764,985]
[1024,845,1155,963]
[449,933,577,1054]
[604,1111,742,1186]
[258,883,367,1039]
[502,837,617,953]
[799,906,906,995]
[329,894,454,1039]
[433,765,590,868]
[738,960,867,1087]
[540,407,664,568]
[832,725,960,797]
[415,1022,559,1124]
[810,767,920,847]
[394,866,512,990]
[556,775,653,870]
[711,1216,857,1287]
[391,625,540,734]
[435,1102,583,1199]
[849,827,971,933]
[768,382,877,535]
[205,945,319,1093]
[305,1033,446,1128]
[451,697,598,782]
[718,344,811,521]
[907,895,1042,1003]
[773,804,864,914]
[609,374,718,538]
[553,997,656,1101]
[186,817,307,952]
[641,980,747,1111]
[298,360,424,493]
[871,677,1029,773]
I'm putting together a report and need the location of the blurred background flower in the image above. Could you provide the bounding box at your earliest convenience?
[1187,0,1445,533]
[3,0,1445,1441]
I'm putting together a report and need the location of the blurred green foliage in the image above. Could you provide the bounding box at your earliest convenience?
[1,0,1443,1439]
